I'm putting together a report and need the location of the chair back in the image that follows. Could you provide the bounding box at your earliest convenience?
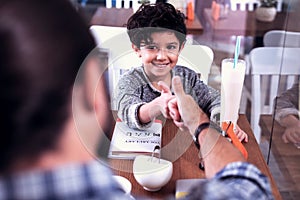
[263,30,300,47]
[249,47,300,142]
[230,0,260,11]
[90,25,127,45]
[230,0,282,11]
[106,0,156,11]
[90,25,140,101]
[177,45,214,84]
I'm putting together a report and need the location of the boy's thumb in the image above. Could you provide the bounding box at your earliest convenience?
[172,76,184,98]
[158,81,171,94]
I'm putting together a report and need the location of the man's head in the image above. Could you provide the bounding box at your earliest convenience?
[126,3,187,48]
[0,0,97,172]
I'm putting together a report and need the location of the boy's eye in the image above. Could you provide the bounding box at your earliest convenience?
[146,45,158,50]
[167,45,177,50]
[140,44,179,53]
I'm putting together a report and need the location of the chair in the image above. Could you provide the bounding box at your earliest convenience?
[249,47,300,142]
[241,30,300,140]
[89,25,141,101]
[263,30,300,47]
[263,30,300,95]
[106,0,156,11]
[177,45,214,84]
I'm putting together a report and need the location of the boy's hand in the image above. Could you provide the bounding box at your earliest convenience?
[155,81,175,119]
[234,124,248,142]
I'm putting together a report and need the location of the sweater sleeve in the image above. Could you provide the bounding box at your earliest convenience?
[274,82,299,123]
[113,69,153,130]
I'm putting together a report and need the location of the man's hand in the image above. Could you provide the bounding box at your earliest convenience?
[139,81,174,123]
[168,76,209,134]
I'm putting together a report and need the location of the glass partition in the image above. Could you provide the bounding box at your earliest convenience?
[259,0,300,199]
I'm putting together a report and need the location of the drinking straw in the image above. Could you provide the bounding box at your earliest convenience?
[233,36,241,68]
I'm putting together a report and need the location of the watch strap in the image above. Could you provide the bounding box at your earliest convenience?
[193,122,210,149]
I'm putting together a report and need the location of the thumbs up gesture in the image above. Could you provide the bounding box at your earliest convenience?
[168,76,209,135]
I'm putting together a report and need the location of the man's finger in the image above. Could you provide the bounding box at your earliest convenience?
[172,76,185,98]
[168,98,178,109]
[173,120,185,129]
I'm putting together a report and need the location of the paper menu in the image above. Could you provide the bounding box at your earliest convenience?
[108,119,162,159]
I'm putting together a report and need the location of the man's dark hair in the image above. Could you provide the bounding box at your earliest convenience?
[0,0,95,172]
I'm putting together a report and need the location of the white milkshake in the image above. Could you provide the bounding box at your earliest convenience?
[221,58,246,126]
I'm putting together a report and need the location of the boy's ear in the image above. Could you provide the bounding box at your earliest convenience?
[132,44,142,57]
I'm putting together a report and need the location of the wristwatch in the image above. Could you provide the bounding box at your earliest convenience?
[193,121,223,149]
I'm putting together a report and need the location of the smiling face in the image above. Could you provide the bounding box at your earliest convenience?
[133,31,184,82]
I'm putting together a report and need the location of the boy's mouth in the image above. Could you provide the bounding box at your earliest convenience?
[152,62,170,68]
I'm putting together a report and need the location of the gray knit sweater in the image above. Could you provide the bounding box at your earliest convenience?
[113,65,221,129]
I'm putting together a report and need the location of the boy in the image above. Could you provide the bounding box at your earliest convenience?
[114,3,247,142]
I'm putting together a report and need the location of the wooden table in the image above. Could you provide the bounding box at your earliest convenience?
[90,7,203,34]
[204,8,293,38]
[108,115,281,199]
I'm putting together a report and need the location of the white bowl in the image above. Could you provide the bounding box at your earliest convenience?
[133,155,173,191]
[112,175,132,195]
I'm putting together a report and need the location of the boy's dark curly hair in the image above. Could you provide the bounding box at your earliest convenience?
[126,3,187,48]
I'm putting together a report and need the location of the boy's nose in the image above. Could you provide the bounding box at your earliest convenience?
[156,49,167,60]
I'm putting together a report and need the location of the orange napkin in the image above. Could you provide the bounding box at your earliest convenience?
[222,122,248,159]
